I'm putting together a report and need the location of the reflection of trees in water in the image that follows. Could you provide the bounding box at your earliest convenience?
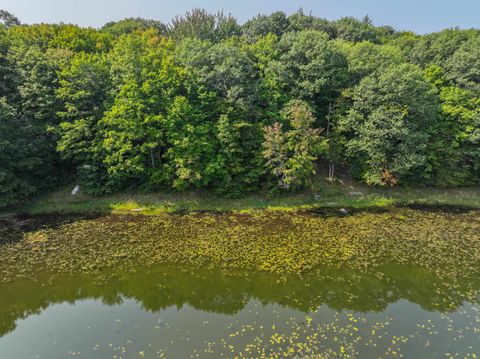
[1,263,479,337]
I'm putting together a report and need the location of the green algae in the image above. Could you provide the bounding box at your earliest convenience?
[1,207,479,283]
[1,208,480,358]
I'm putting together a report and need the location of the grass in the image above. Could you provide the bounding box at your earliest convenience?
[9,179,480,215]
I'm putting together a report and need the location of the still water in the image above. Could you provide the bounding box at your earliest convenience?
[1,208,479,358]
[1,263,479,358]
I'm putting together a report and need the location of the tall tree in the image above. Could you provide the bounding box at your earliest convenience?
[273,30,349,119]
[334,16,379,43]
[287,9,336,37]
[263,100,325,190]
[99,32,184,191]
[242,11,290,42]
[56,52,112,193]
[102,18,167,37]
[340,40,404,84]
[425,65,480,185]
[211,113,264,195]
[169,9,240,43]
[162,96,216,190]
[0,98,37,207]
[0,25,15,98]
[7,45,72,190]
[0,10,20,28]
[445,36,480,92]
[408,29,479,68]
[337,64,439,185]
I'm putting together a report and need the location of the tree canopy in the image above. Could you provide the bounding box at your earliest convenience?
[0,9,479,207]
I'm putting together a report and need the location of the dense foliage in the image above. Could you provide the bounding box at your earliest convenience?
[1,9,479,206]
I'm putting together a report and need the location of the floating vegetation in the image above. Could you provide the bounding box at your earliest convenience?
[0,207,479,357]
[0,207,479,282]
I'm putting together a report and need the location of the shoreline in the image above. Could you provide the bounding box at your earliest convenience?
[4,184,480,216]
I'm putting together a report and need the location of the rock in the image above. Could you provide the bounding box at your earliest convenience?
[339,208,348,215]
[71,185,80,196]
[349,191,364,197]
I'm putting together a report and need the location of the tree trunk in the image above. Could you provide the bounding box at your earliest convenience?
[326,102,335,181]
[150,149,155,168]
[328,161,335,181]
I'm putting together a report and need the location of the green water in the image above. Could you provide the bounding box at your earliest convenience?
[0,209,479,358]
[1,264,479,358]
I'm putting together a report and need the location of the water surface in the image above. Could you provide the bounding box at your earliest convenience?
[1,263,479,358]
[0,208,479,358]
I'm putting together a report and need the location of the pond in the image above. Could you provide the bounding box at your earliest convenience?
[0,207,479,358]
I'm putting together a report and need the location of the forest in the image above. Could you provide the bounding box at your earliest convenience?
[0,8,479,208]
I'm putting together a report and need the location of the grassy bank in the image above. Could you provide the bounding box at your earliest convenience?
[9,180,480,215]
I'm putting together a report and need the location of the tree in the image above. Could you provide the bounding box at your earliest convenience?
[174,37,266,193]
[263,122,287,187]
[445,37,480,92]
[337,64,439,185]
[4,23,58,49]
[1,9,480,207]
[0,10,20,28]
[263,100,325,190]
[176,37,259,118]
[0,25,15,98]
[100,81,162,190]
[273,30,349,119]
[435,86,480,184]
[108,30,156,89]
[425,65,480,185]
[8,45,71,123]
[204,41,257,110]
[374,25,396,40]
[162,96,216,190]
[6,45,72,191]
[7,23,111,52]
[334,16,379,43]
[288,9,336,38]
[247,34,285,121]
[242,11,290,42]
[99,32,184,191]
[49,25,112,52]
[169,9,240,43]
[56,52,112,193]
[0,98,36,207]
[268,30,348,182]
[102,18,167,37]
[57,52,111,131]
[340,41,404,84]
[408,28,478,68]
[386,31,421,62]
[211,113,264,195]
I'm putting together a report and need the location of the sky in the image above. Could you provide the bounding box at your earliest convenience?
[1,0,479,34]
